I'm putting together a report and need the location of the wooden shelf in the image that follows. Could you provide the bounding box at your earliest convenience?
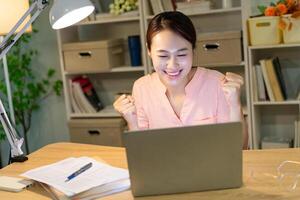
[111,66,145,72]
[146,7,241,20]
[249,43,300,50]
[64,66,145,75]
[203,62,245,68]
[77,16,140,26]
[70,106,120,118]
[253,101,300,106]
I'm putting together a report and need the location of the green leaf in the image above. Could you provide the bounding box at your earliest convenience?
[53,80,63,96]
[43,80,50,85]
[270,2,276,6]
[47,69,55,77]
[32,28,38,33]
[257,5,267,14]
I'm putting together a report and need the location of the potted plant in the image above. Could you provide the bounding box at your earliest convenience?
[0,30,63,154]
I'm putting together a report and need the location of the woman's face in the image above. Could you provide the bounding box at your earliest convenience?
[148,30,193,88]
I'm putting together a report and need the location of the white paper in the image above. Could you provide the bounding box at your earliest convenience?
[21,157,129,196]
[76,179,130,200]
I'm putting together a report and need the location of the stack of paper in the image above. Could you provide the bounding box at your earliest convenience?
[21,157,130,199]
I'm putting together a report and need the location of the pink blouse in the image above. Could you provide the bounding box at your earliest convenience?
[132,67,230,129]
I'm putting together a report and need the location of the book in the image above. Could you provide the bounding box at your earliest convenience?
[272,57,288,100]
[72,82,97,113]
[294,120,298,148]
[264,59,284,101]
[254,64,267,101]
[176,0,212,15]
[252,65,258,101]
[161,0,175,11]
[22,157,130,199]
[39,178,130,200]
[259,59,275,101]
[71,82,88,113]
[68,79,82,113]
[73,76,103,112]
[150,0,164,15]
[150,0,176,15]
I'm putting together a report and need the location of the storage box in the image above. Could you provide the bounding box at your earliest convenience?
[63,39,124,72]
[68,118,126,147]
[248,16,282,46]
[196,31,242,66]
[282,15,300,44]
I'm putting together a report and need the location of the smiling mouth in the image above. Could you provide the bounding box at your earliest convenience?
[164,69,183,77]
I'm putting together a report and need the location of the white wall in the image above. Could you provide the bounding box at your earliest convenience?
[27,2,69,152]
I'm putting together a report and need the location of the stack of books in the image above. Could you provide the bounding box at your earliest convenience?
[176,0,213,15]
[149,0,175,15]
[69,76,104,114]
[253,57,287,101]
[21,157,130,200]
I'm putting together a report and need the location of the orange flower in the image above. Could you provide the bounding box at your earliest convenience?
[285,0,295,7]
[276,3,288,15]
[264,6,276,16]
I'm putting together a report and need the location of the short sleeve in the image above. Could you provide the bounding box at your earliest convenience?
[132,80,149,130]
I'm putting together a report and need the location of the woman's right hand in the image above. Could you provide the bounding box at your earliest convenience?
[113,94,138,130]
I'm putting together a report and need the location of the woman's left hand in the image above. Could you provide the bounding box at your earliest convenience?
[221,72,244,107]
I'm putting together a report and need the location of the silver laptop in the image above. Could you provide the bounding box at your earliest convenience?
[122,122,243,197]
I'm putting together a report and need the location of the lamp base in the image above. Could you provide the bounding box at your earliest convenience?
[10,155,28,163]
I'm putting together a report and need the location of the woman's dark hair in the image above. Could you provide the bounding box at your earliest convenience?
[146,11,196,50]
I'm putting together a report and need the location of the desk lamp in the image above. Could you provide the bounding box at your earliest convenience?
[0,0,95,163]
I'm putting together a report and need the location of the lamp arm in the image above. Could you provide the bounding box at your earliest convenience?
[0,99,24,158]
[0,0,49,60]
[0,0,49,163]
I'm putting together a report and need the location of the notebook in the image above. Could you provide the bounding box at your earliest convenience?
[123,122,243,197]
[21,157,130,199]
[38,178,130,200]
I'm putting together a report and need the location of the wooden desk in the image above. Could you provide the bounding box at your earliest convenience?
[1,142,300,199]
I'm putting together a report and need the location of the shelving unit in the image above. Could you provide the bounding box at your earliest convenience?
[249,43,300,50]
[253,101,300,105]
[78,16,140,25]
[54,0,253,145]
[146,6,242,20]
[56,0,148,120]
[56,0,295,148]
[242,0,300,149]
[70,106,120,118]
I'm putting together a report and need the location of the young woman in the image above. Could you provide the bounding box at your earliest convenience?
[114,11,248,149]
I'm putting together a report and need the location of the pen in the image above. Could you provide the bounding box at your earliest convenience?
[65,162,92,182]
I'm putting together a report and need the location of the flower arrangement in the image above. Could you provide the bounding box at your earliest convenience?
[258,0,300,30]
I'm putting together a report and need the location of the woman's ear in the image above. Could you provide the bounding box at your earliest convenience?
[146,43,151,57]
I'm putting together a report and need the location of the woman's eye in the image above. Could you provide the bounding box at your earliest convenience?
[177,54,187,57]
[158,55,168,58]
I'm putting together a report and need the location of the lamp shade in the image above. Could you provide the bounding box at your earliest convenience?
[49,0,95,29]
[0,0,31,35]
